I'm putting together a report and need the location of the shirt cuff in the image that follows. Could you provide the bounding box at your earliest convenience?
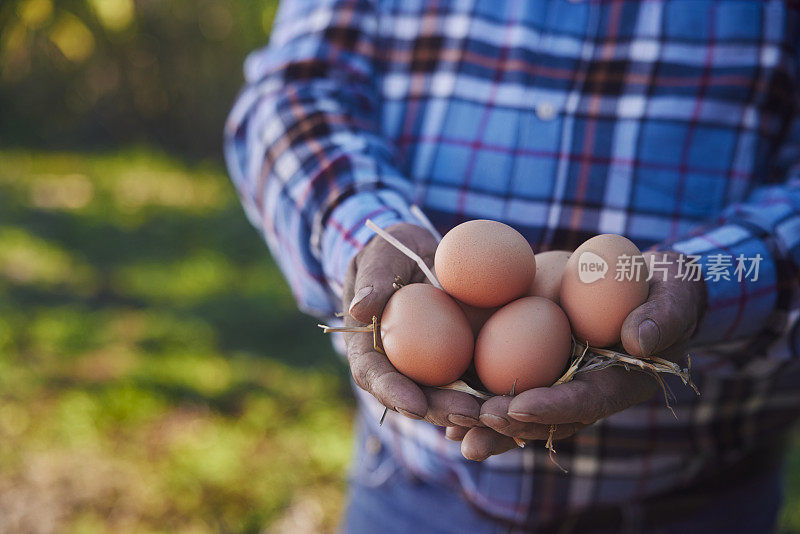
[320,189,418,299]
[666,223,778,346]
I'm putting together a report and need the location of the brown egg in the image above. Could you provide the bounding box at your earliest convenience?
[560,234,649,347]
[431,265,496,338]
[380,283,474,387]
[529,250,571,303]
[474,297,572,395]
[435,220,536,308]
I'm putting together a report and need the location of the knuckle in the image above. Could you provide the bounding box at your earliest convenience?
[575,382,602,424]
[348,353,373,392]
[435,391,461,414]
[362,363,384,394]
[481,396,509,415]
[599,372,641,415]
[603,396,626,417]
[350,362,369,392]
[432,390,473,419]
[598,390,624,419]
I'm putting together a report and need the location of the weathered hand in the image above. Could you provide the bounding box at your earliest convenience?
[342,222,482,427]
[619,250,707,361]
[451,367,661,460]
[472,250,707,457]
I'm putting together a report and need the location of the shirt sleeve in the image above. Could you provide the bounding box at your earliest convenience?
[223,0,418,318]
[658,117,800,353]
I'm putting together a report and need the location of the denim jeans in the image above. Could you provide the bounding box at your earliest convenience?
[340,422,784,534]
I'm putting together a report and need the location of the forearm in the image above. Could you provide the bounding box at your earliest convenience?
[223,0,417,314]
[657,183,800,351]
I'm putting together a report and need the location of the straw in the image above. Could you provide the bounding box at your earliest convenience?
[365,219,441,289]
[435,339,698,469]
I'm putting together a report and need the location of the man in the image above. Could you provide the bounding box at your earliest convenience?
[224,1,800,531]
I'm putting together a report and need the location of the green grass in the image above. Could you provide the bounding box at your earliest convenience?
[0,149,353,533]
[0,148,798,533]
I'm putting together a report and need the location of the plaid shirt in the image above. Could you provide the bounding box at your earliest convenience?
[225,0,800,527]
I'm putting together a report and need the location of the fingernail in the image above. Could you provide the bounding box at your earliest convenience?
[508,411,537,421]
[480,414,509,429]
[396,407,423,420]
[638,319,660,356]
[447,414,479,427]
[348,285,373,315]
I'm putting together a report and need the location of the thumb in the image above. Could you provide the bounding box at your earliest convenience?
[620,285,699,358]
[348,276,396,325]
[347,246,419,324]
[346,223,439,324]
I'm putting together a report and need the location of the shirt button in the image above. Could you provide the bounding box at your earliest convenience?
[535,102,557,121]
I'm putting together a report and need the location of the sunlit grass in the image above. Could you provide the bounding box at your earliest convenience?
[0,148,352,533]
[0,226,98,293]
[1,148,798,533]
[112,251,238,304]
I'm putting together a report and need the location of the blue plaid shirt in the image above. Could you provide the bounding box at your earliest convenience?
[225,0,800,527]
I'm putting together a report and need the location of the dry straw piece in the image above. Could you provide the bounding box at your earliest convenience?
[364,220,441,289]
[318,217,700,467]
[545,339,697,472]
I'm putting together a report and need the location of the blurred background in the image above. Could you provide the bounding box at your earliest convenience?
[0,1,797,532]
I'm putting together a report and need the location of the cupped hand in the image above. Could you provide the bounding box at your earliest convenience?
[449,366,656,461]
[342,222,483,427]
[467,250,707,458]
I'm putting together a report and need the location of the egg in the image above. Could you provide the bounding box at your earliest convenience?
[560,234,649,347]
[429,265,497,337]
[380,283,474,386]
[435,220,536,308]
[529,250,571,303]
[474,297,572,395]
